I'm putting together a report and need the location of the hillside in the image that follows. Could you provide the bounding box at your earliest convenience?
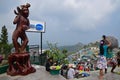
[41,42,84,52]
[58,42,84,52]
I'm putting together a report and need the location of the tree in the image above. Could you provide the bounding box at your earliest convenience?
[0,25,13,59]
[46,41,68,64]
[0,25,8,44]
[62,49,68,58]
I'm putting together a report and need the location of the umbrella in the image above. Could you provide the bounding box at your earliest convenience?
[106,36,119,49]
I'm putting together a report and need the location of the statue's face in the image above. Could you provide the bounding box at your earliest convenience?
[22,6,29,17]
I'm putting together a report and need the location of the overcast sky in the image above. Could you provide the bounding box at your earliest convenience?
[0,0,120,46]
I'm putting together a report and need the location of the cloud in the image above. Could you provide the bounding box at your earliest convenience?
[63,0,119,30]
[0,0,18,14]
[25,0,120,32]
[0,0,120,45]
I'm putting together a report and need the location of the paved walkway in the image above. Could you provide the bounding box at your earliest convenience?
[0,65,120,80]
[73,67,120,80]
[0,65,66,80]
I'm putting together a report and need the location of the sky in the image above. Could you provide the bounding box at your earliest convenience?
[0,0,120,46]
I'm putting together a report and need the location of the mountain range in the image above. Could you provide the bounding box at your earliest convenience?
[42,42,84,52]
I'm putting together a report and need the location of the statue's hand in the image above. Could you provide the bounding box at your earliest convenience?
[22,25,29,30]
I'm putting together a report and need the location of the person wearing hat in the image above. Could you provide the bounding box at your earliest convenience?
[67,64,75,79]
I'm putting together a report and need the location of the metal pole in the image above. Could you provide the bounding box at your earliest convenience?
[41,32,42,54]
[39,32,43,65]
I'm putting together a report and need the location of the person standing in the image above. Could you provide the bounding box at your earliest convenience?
[102,35,111,73]
[111,51,120,73]
[97,39,111,80]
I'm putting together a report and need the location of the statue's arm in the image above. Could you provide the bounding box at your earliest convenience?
[26,19,30,29]
[13,15,20,24]
[28,19,30,28]
[22,19,30,30]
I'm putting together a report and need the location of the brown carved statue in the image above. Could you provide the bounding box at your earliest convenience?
[7,3,36,76]
[12,3,30,53]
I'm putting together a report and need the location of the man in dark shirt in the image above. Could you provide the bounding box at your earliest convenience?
[45,58,53,72]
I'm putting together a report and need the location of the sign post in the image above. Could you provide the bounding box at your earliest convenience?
[26,21,46,65]
[40,32,43,64]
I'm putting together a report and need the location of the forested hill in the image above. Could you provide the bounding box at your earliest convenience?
[58,42,84,52]
[42,42,84,52]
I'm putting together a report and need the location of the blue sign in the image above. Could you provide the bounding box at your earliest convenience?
[36,24,43,30]
[27,21,45,33]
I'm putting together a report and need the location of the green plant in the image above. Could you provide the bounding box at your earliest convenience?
[46,42,68,64]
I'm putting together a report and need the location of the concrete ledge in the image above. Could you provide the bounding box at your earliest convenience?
[0,65,66,80]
